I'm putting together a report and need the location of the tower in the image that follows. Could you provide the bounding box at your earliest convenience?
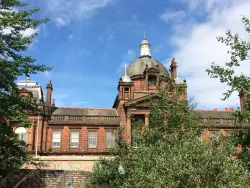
[140,32,151,59]
[118,65,134,100]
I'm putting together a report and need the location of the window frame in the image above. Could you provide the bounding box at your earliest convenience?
[52,130,61,148]
[106,131,115,148]
[15,127,27,143]
[88,131,97,148]
[70,130,80,148]
[148,75,157,86]
[132,132,140,148]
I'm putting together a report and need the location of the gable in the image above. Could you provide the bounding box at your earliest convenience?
[124,93,159,107]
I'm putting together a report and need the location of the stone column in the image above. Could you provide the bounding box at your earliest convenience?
[127,115,131,145]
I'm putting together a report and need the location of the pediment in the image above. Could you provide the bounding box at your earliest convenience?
[124,93,159,107]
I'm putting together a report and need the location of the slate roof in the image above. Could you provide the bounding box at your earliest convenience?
[195,110,232,119]
[52,107,118,116]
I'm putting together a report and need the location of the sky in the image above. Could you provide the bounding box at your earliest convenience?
[19,0,250,110]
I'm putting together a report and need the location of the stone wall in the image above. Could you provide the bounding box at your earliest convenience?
[1,169,91,188]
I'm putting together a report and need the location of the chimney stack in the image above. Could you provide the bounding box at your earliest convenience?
[170,58,177,79]
[46,80,53,107]
[239,90,248,112]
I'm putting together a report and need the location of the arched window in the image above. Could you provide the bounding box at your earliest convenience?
[124,87,130,99]
[148,75,156,86]
[15,127,27,143]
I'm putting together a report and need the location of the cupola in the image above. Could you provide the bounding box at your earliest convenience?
[140,32,151,59]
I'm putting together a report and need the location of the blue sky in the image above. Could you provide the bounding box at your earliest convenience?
[22,0,250,109]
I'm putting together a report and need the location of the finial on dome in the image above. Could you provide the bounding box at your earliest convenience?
[121,64,132,82]
[125,64,127,76]
[144,31,146,40]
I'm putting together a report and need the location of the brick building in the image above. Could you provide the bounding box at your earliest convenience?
[16,35,248,171]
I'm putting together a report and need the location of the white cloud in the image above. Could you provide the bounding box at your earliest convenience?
[20,28,38,37]
[46,0,114,27]
[160,10,186,23]
[165,0,250,110]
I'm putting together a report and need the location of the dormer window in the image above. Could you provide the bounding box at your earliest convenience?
[148,75,156,86]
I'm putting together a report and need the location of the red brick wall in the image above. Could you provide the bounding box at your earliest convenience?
[46,125,117,153]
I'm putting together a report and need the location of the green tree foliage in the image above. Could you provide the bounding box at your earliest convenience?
[86,78,250,188]
[206,16,250,169]
[0,0,50,177]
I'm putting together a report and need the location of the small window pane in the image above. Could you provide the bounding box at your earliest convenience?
[106,131,115,148]
[52,130,61,148]
[20,133,26,142]
[132,132,140,148]
[70,131,79,148]
[148,76,156,86]
[88,132,97,148]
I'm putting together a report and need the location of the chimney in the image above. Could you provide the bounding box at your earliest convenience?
[239,90,248,112]
[170,58,177,79]
[46,80,53,107]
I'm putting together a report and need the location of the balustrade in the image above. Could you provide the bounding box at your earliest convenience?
[50,115,119,124]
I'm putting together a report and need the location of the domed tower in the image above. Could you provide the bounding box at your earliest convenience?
[113,34,177,146]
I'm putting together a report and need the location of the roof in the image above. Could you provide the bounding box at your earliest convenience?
[126,58,168,77]
[140,39,150,46]
[52,107,118,116]
[195,110,232,119]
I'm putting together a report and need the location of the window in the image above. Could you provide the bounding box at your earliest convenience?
[88,131,97,148]
[52,130,61,148]
[209,132,219,142]
[148,76,156,86]
[124,87,130,99]
[132,132,140,148]
[106,131,115,148]
[70,131,79,148]
[177,88,183,96]
[15,127,27,143]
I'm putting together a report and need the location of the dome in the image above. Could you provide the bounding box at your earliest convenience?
[125,58,168,77]
[140,39,150,46]
[175,77,184,84]
[121,75,132,82]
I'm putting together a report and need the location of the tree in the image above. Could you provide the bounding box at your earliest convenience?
[206,16,250,169]
[86,76,250,188]
[0,0,50,178]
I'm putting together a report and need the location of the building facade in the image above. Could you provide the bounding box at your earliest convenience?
[16,36,248,171]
